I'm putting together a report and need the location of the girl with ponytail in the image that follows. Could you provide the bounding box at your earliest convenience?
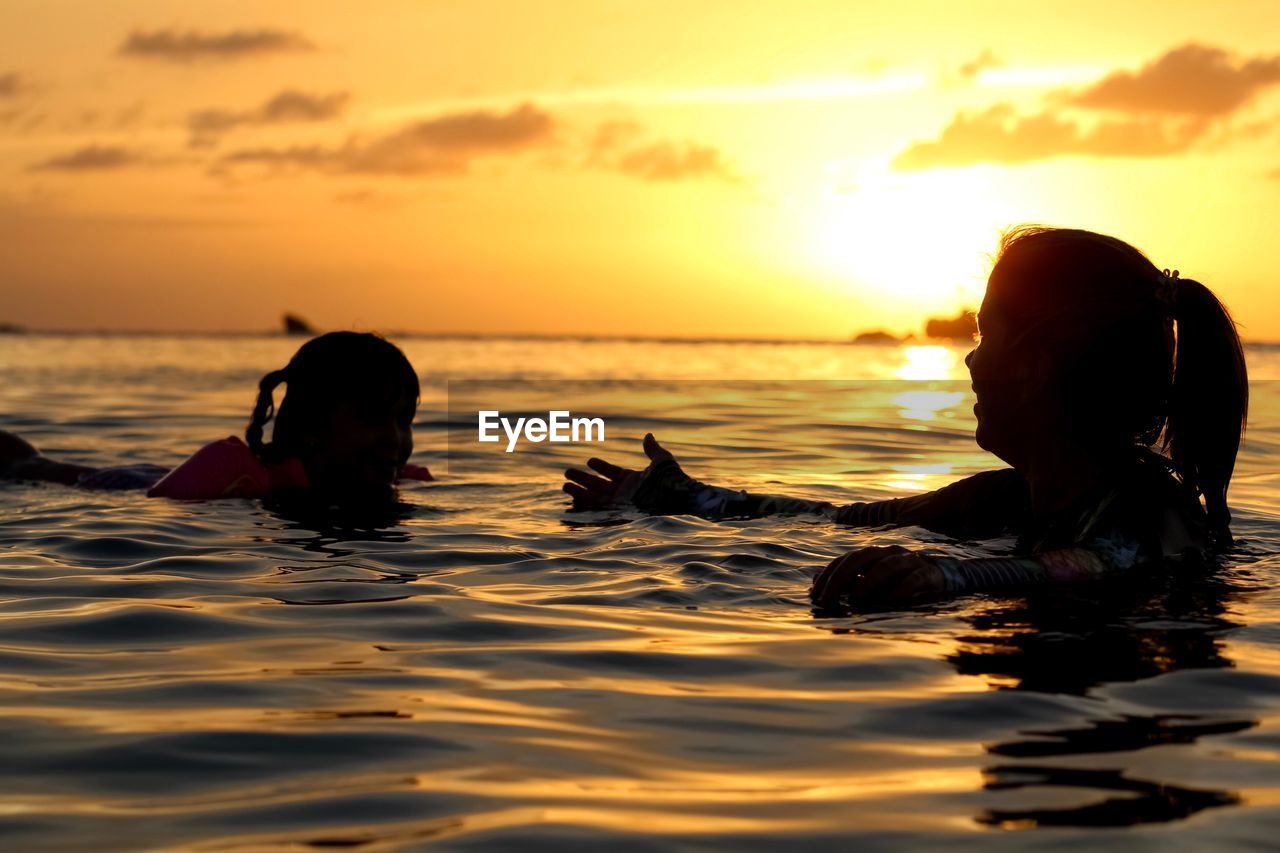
[565,226,1249,605]
[1,332,431,502]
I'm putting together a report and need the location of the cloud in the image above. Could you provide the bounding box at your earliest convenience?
[28,145,144,172]
[584,119,740,183]
[895,43,1280,169]
[189,90,349,147]
[0,72,23,96]
[0,108,43,131]
[59,101,147,133]
[587,119,645,160]
[118,28,314,62]
[958,49,1001,81]
[893,103,1206,170]
[615,141,739,182]
[1068,43,1280,116]
[387,102,554,151]
[330,188,441,207]
[214,102,554,176]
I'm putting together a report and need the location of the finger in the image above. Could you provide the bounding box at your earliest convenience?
[811,548,887,603]
[563,482,600,510]
[811,560,848,602]
[854,556,923,602]
[820,546,910,601]
[881,569,929,603]
[564,468,611,491]
[587,457,631,481]
[643,433,674,464]
[815,556,877,604]
[878,560,943,603]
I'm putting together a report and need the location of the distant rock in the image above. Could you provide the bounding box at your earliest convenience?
[283,313,316,336]
[0,322,26,334]
[924,310,977,341]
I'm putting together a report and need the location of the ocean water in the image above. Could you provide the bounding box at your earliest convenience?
[1,334,1279,851]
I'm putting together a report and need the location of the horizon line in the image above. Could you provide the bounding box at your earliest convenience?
[4,328,1280,348]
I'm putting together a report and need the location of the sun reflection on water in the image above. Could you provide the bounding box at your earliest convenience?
[892,390,967,421]
[895,345,964,380]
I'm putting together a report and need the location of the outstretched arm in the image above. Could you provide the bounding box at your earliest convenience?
[564,434,903,522]
[564,435,1027,537]
[0,429,96,485]
[1,428,169,490]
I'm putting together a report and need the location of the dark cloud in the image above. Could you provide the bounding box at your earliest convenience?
[0,72,23,96]
[189,90,349,147]
[118,28,314,62]
[958,49,1001,81]
[1069,43,1280,116]
[215,144,379,175]
[28,145,143,172]
[214,102,554,176]
[387,102,554,151]
[893,103,1206,170]
[615,141,739,182]
[585,119,739,183]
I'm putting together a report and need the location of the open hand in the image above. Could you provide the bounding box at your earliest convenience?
[811,545,945,607]
[563,433,676,510]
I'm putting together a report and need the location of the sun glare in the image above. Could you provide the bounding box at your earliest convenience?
[810,161,1007,312]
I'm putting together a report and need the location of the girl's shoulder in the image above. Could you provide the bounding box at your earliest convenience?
[1080,448,1210,563]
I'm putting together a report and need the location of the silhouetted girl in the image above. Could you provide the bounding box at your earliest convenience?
[564,227,1248,606]
[0,331,431,502]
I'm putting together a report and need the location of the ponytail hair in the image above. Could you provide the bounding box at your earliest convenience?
[1161,277,1249,546]
[246,368,288,459]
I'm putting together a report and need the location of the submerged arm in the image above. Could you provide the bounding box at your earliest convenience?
[0,429,96,485]
[931,546,1116,593]
[813,538,1142,606]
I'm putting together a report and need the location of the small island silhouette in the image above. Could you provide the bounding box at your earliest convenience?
[854,309,977,344]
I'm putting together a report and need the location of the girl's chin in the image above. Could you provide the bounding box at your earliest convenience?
[310,476,397,505]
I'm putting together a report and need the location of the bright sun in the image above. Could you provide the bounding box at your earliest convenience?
[809,161,1013,315]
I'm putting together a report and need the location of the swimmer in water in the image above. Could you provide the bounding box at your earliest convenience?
[564,226,1249,607]
[0,331,431,503]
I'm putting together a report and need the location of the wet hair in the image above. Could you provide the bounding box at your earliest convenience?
[245,331,420,465]
[989,226,1248,545]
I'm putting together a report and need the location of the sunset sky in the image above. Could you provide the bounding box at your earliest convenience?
[1,1,1278,338]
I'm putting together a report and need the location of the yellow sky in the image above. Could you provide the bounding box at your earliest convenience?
[1,0,1278,338]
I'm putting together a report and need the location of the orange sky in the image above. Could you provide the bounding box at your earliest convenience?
[1,0,1278,339]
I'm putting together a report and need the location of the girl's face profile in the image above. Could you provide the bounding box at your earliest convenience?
[966,288,1039,465]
